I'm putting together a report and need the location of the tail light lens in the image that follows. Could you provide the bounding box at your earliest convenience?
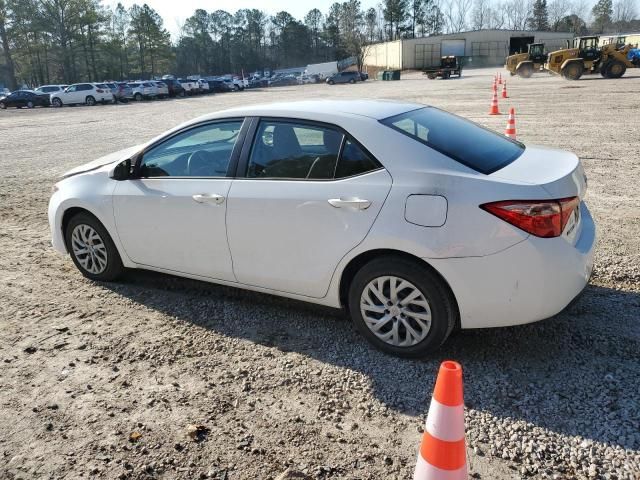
[96,89,104,93]
[481,197,579,238]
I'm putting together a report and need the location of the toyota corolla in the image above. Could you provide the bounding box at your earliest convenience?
[48,100,595,357]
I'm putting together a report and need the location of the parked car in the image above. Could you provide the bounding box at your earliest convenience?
[197,79,210,94]
[128,82,157,101]
[177,78,198,95]
[326,71,362,85]
[0,89,51,109]
[207,79,233,93]
[34,84,68,94]
[269,76,298,87]
[50,83,114,107]
[47,100,596,358]
[152,81,169,98]
[161,78,185,97]
[248,77,269,88]
[115,83,134,102]
[360,72,369,81]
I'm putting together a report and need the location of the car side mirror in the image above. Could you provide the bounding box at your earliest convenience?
[110,159,132,181]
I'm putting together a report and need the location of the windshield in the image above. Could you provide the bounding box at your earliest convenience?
[381,107,524,174]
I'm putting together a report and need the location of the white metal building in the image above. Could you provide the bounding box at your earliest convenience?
[364,30,575,69]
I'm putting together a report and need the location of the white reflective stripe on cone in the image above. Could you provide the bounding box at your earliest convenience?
[425,398,465,442]
[414,454,468,480]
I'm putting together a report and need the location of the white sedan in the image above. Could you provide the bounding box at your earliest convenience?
[48,100,595,357]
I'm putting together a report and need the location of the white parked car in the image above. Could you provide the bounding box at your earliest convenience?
[151,81,169,98]
[34,84,68,94]
[128,82,157,101]
[48,100,595,357]
[198,79,210,93]
[177,78,198,95]
[50,83,114,107]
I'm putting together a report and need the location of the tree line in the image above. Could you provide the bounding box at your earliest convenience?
[0,0,638,90]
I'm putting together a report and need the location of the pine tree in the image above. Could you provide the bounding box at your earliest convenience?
[529,0,549,30]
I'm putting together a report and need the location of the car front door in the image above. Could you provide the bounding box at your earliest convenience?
[112,119,246,281]
[226,119,392,298]
[63,85,78,103]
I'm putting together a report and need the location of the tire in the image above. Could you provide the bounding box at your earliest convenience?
[516,64,534,78]
[427,73,437,79]
[52,98,62,107]
[328,80,335,85]
[134,93,143,101]
[561,62,584,80]
[599,61,609,77]
[349,78,356,84]
[178,90,185,97]
[65,212,124,282]
[85,95,96,106]
[604,60,626,79]
[27,101,34,108]
[0,101,6,109]
[348,256,457,358]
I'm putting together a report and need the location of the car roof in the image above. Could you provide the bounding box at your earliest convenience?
[205,100,423,121]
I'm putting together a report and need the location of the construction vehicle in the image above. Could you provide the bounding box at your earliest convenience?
[504,43,548,78]
[545,36,640,80]
[422,56,462,79]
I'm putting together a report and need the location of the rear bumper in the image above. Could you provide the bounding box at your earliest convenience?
[427,202,596,329]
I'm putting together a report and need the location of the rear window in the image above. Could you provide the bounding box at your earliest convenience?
[381,107,524,174]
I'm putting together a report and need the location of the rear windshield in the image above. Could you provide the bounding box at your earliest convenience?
[381,107,524,174]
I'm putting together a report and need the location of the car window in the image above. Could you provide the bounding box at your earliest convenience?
[140,121,243,178]
[335,139,382,178]
[247,121,344,180]
[381,107,524,174]
[66,86,76,92]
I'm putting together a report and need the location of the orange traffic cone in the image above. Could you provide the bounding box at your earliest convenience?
[414,361,467,480]
[488,89,500,115]
[505,107,517,139]
[502,80,508,98]
[498,72,503,84]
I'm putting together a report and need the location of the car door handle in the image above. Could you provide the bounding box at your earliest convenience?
[328,198,371,210]
[192,194,225,205]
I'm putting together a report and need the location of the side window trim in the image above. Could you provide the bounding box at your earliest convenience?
[236,116,384,181]
[132,117,248,179]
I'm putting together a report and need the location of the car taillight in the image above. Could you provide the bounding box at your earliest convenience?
[96,89,104,93]
[480,197,579,238]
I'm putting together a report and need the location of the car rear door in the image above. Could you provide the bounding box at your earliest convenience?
[113,119,248,281]
[226,118,392,298]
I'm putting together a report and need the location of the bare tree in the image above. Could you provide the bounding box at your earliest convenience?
[548,0,572,30]
[471,0,491,28]
[613,0,638,22]
[443,0,472,32]
[504,0,533,29]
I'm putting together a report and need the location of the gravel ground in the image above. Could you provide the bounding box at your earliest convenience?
[0,68,639,480]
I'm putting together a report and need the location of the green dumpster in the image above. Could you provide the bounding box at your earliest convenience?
[390,69,401,80]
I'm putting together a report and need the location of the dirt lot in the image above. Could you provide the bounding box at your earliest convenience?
[1,68,639,480]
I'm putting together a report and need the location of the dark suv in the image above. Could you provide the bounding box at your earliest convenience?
[326,71,362,85]
[162,78,186,97]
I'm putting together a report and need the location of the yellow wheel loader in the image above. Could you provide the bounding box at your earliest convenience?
[505,43,548,78]
[545,36,639,80]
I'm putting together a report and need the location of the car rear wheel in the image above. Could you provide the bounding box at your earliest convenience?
[27,101,34,108]
[52,98,62,107]
[65,213,124,282]
[348,256,457,358]
[328,80,335,85]
[85,96,96,106]
[349,78,356,84]
[0,101,6,109]
[134,93,143,101]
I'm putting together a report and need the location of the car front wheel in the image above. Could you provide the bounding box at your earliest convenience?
[52,98,62,107]
[348,256,457,358]
[65,213,124,282]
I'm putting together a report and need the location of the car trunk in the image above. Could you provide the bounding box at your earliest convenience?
[490,145,587,200]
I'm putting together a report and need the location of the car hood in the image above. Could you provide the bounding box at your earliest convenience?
[61,144,142,178]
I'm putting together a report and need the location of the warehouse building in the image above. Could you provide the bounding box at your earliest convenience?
[364,29,574,70]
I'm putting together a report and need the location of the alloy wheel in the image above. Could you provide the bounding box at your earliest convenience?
[360,276,432,347]
[71,224,108,274]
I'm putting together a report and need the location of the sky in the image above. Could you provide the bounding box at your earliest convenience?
[114,0,380,40]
